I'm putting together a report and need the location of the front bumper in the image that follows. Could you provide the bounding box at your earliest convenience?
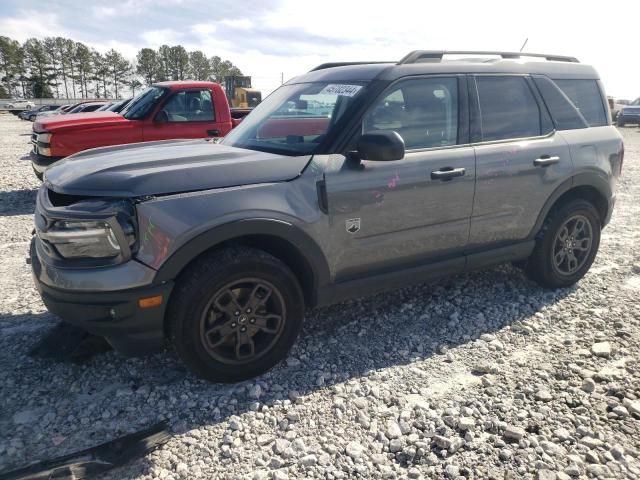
[30,238,173,356]
[30,151,63,174]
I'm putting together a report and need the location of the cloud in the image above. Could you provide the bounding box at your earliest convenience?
[0,11,69,42]
[140,29,184,48]
[0,0,639,98]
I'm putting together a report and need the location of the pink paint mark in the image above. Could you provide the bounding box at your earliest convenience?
[388,172,400,188]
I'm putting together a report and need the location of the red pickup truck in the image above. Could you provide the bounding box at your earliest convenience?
[31,81,244,179]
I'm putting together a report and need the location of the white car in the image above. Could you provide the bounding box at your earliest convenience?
[5,99,35,109]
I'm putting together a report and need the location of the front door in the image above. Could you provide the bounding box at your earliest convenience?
[143,89,224,141]
[323,76,476,281]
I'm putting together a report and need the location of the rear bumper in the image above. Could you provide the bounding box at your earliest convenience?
[618,113,640,124]
[30,238,172,356]
[30,151,63,174]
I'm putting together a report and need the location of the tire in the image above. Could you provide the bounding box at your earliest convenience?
[617,119,625,127]
[526,199,601,288]
[32,165,44,181]
[167,246,305,382]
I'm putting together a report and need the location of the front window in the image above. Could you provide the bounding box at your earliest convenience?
[363,77,459,149]
[631,97,640,106]
[122,86,168,120]
[221,82,366,156]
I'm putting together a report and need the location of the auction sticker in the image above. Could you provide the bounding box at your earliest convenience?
[319,84,363,97]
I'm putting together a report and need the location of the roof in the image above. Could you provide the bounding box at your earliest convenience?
[153,80,219,90]
[291,50,599,85]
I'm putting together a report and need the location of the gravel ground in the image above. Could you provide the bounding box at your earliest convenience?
[0,112,639,480]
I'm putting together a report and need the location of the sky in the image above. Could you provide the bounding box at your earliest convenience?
[1,0,638,99]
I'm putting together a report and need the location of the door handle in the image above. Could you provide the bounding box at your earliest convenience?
[207,129,221,137]
[431,167,466,181]
[534,155,560,167]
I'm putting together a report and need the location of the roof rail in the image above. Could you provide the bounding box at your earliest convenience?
[309,61,393,72]
[398,50,579,64]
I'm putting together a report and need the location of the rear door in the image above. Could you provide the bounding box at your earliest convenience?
[323,76,475,280]
[143,88,225,141]
[469,75,573,247]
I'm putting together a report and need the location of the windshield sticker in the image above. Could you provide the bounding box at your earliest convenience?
[319,84,363,97]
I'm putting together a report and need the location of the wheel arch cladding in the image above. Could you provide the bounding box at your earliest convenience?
[154,219,330,308]
[530,174,611,239]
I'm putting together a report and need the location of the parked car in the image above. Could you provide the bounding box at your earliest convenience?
[66,101,108,114]
[616,97,640,126]
[96,98,132,113]
[30,50,623,382]
[36,103,81,119]
[19,105,59,121]
[608,98,631,121]
[5,99,35,109]
[30,82,247,178]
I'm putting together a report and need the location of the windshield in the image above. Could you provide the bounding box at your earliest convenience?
[122,86,168,120]
[108,98,131,112]
[631,97,640,106]
[221,82,366,156]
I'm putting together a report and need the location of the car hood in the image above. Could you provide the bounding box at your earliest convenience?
[34,111,127,133]
[622,106,640,113]
[44,139,312,197]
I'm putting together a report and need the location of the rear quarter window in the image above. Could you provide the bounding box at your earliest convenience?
[553,79,608,127]
[533,76,588,131]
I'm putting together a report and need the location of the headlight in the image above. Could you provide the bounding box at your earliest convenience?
[40,220,129,259]
[37,132,52,143]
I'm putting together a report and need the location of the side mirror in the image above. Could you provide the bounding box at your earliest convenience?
[154,110,168,123]
[357,131,405,161]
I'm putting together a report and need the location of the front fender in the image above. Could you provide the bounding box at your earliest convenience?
[152,217,330,291]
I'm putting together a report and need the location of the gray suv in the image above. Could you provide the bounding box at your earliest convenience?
[30,50,624,382]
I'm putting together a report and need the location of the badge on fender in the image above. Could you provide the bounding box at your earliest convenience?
[346,218,361,234]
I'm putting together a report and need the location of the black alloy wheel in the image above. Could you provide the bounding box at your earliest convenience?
[525,199,601,288]
[551,214,594,276]
[200,278,286,365]
[168,247,305,382]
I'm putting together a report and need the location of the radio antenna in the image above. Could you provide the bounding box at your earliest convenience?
[519,38,529,52]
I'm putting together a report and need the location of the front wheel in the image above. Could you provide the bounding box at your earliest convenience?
[168,247,305,382]
[526,200,601,288]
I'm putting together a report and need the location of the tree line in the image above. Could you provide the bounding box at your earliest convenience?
[0,36,243,100]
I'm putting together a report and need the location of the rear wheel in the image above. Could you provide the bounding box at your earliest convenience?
[168,247,304,382]
[526,199,601,288]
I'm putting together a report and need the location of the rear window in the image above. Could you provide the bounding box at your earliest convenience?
[476,76,549,141]
[553,79,607,127]
[533,77,588,131]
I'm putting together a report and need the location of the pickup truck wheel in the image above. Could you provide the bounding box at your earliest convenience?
[168,247,304,382]
[526,199,601,288]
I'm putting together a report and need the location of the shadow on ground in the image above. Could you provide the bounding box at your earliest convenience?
[0,266,575,476]
[0,189,37,216]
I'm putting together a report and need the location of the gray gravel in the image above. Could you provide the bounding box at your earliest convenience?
[1,112,639,479]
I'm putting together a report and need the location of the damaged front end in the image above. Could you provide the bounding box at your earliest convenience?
[34,186,138,268]
[30,184,173,356]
